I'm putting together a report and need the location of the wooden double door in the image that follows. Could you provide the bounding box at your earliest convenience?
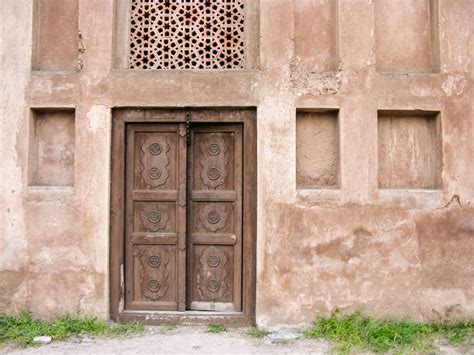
[124,121,243,312]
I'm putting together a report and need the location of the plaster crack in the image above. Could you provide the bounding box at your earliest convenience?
[443,194,462,208]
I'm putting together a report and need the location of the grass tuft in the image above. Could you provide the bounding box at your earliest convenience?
[0,311,144,348]
[246,326,269,339]
[159,325,178,333]
[304,310,474,353]
[207,324,227,334]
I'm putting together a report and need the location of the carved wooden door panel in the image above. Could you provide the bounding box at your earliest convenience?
[125,123,186,311]
[124,122,242,313]
[187,124,242,311]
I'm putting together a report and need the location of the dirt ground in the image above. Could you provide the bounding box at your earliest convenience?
[3,326,331,354]
[2,326,472,354]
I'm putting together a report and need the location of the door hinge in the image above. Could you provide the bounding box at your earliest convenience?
[186,111,191,146]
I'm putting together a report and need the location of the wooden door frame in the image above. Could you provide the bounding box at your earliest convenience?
[110,108,256,325]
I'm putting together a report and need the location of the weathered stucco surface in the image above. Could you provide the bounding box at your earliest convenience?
[1,0,473,326]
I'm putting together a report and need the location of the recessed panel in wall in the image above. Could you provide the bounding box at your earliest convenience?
[294,0,338,71]
[29,109,75,187]
[296,110,339,188]
[375,0,439,73]
[33,0,78,71]
[378,111,441,189]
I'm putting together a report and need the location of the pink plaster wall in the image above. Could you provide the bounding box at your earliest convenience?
[0,0,473,326]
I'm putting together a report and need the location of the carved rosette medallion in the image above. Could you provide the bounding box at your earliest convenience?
[208,143,221,156]
[138,246,170,301]
[141,136,170,188]
[149,142,162,155]
[148,210,161,224]
[199,204,228,232]
[148,280,161,292]
[140,204,169,232]
[207,280,220,292]
[207,211,220,224]
[207,255,220,267]
[207,167,221,180]
[148,255,161,268]
[200,134,229,188]
[148,167,162,180]
[197,246,228,300]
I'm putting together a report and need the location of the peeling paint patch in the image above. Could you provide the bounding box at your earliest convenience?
[86,105,109,133]
[420,289,472,318]
[442,75,467,96]
[291,70,347,96]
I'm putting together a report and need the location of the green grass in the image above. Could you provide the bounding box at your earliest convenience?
[304,310,474,353]
[0,311,144,348]
[207,324,227,334]
[246,326,269,339]
[159,324,178,333]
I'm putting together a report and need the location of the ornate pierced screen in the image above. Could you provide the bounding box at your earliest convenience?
[129,0,245,69]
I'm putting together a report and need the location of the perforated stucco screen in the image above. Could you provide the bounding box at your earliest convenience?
[129,0,245,69]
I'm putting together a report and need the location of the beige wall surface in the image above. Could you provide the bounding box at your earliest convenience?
[1,0,473,326]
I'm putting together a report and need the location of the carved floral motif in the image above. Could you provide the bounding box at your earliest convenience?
[207,167,221,180]
[199,204,228,232]
[140,203,169,232]
[148,167,162,180]
[207,280,220,292]
[138,246,171,301]
[199,134,229,189]
[207,255,220,267]
[148,255,161,268]
[149,142,162,155]
[207,143,221,156]
[207,211,220,224]
[197,246,228,300]
[148,279,161,292]
[141,136,170,188]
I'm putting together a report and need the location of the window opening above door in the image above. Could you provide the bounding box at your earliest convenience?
[129,0,245,69]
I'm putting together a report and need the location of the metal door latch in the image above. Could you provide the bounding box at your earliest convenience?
[185,111,191,146]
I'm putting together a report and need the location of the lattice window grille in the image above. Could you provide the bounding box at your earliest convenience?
[129,0,245,69]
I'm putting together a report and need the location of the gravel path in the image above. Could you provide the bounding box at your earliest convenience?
[3,326,332,354]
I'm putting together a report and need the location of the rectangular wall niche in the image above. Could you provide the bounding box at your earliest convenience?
[378,111,441,190]
[375,0,440,73]
[294,0,338,71]
[32,0,79,71]
[296,110,339,189]
[29,109,75,187]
